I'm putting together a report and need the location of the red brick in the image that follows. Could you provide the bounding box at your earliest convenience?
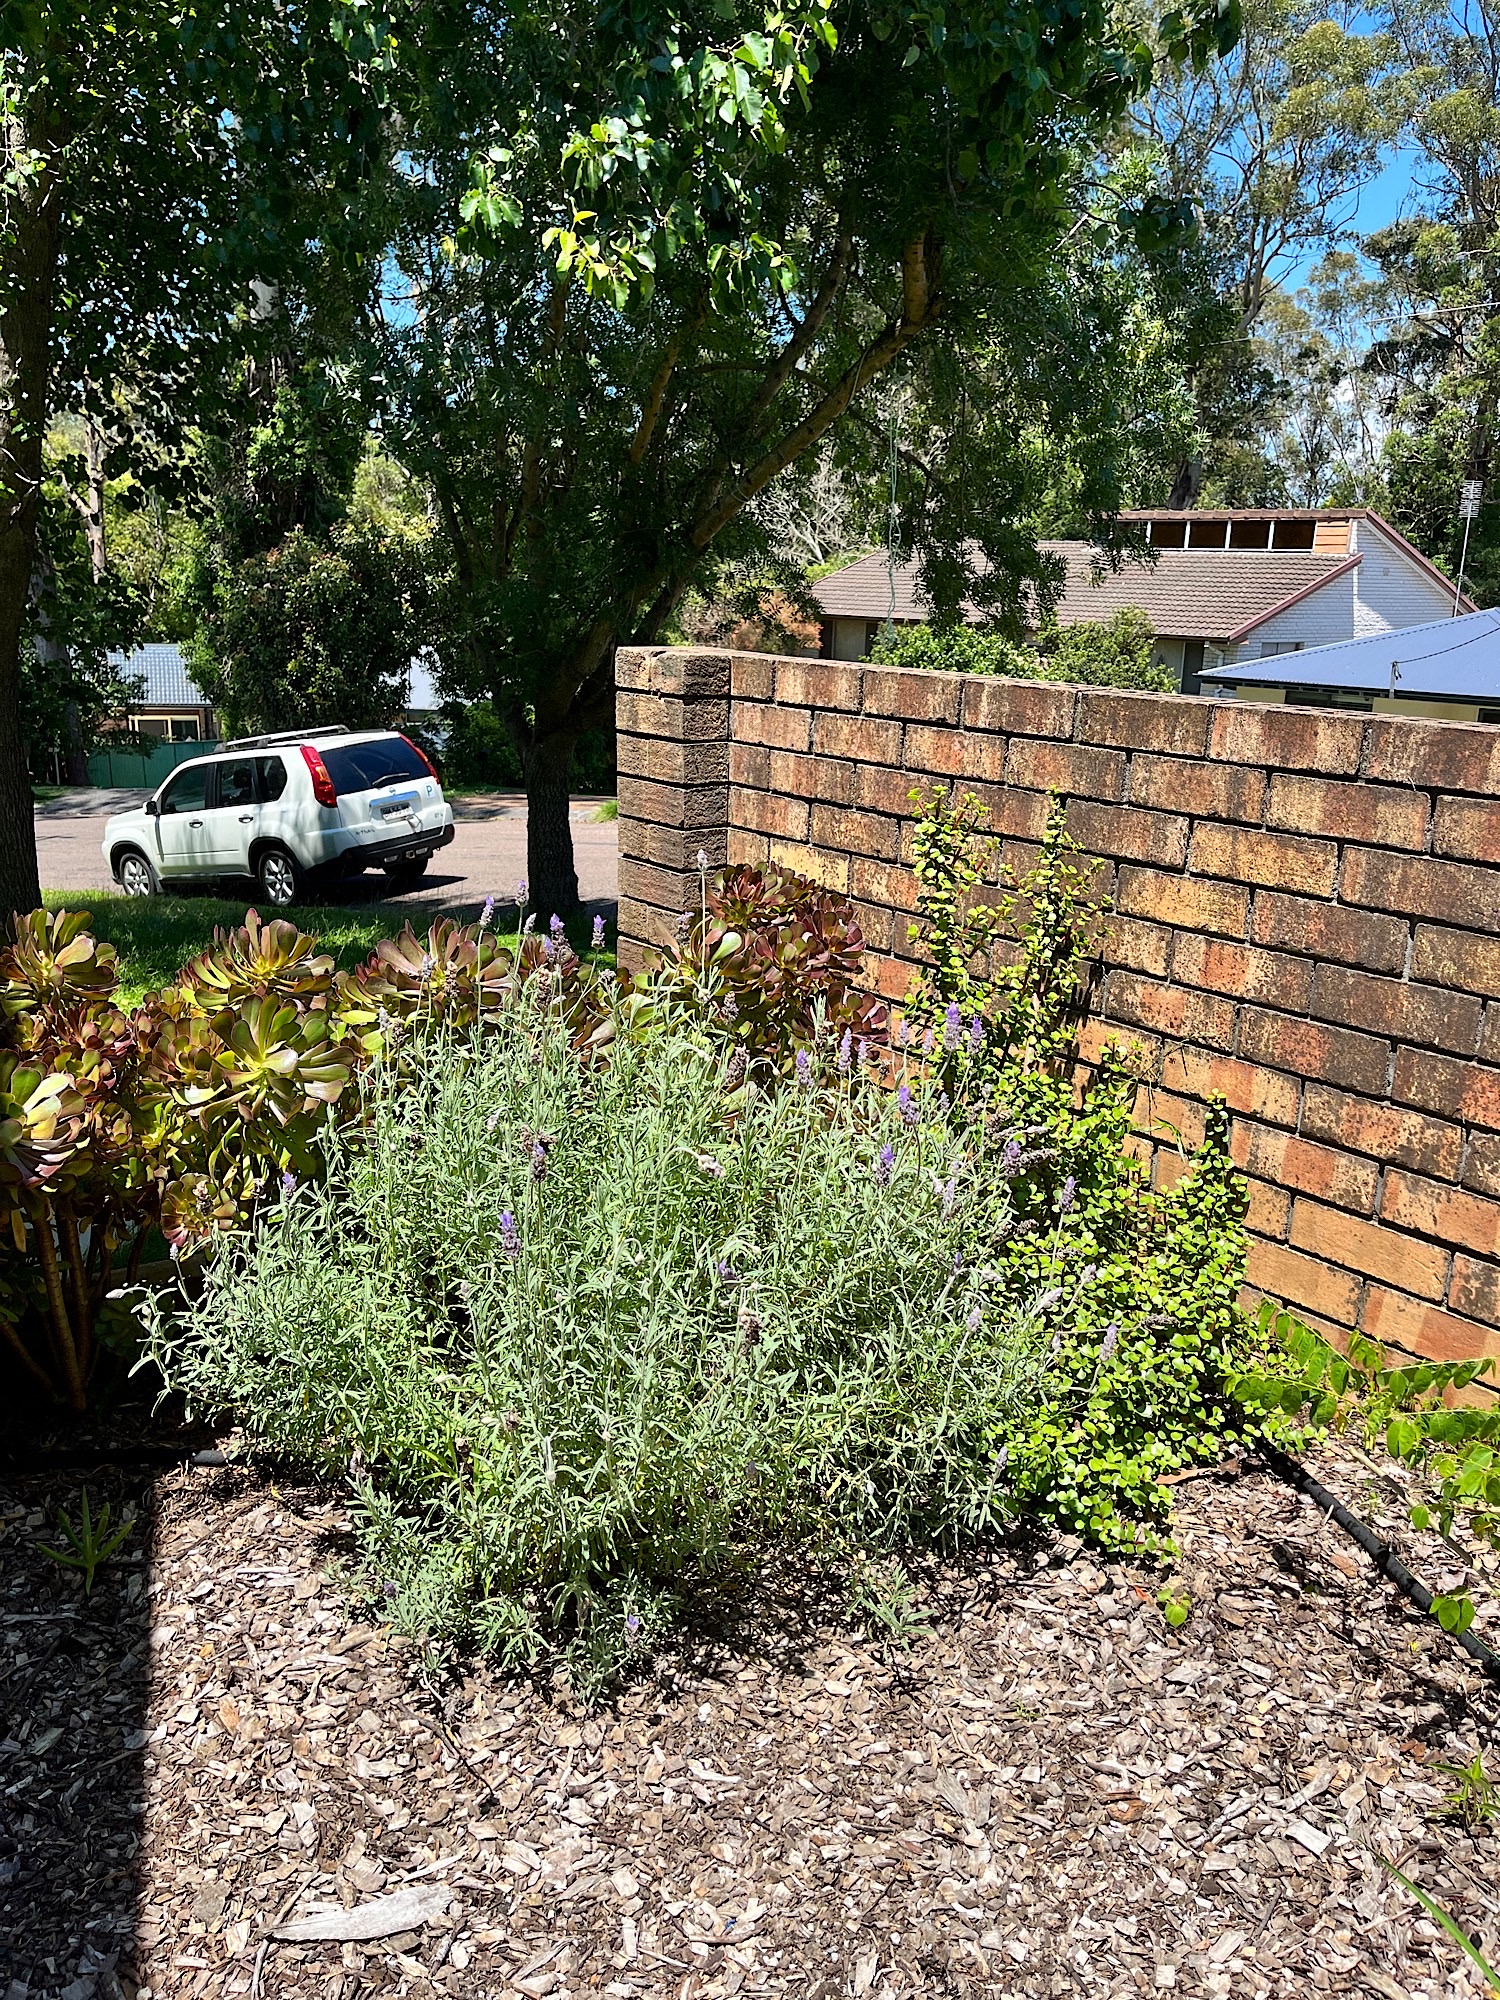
[1234,1122,1380,1213]
[776,659,861,711]
[1246,1178,1292,1239]
[1005,737,1128,802]
[617,734,730,786]
[1153,1147,1191,1193]
[1290,1198,1448,1298]
[1250,891,1408,974]
[1393,1047,1500,1131]
[850,856,918,913]
[728,742,770,790]
[1463,1133,1500,1197]
[903,721,966,777]
[728,652,775,700]
[1412,926,1500,996]
[1382,1170,1500,1258]
[1158,1044,1301,1126]
[952,732,1004,785]
[968,784,1048,841]
[1363,1284,1495,1364]
[635,647,732,699]
[617,772,728,831]
[1266,774,1429,848]
[736,701,812,752]
[1246,1239,1362,1326]
[860,664,962,724]
[1172,934,1311,1010]
[1104,973,1239,1049]
[1210,703,1365,775]
[1075,688,1209,756]
[616,689,730,742]
[767,839,850,892]
[766,749,836,803]
[1065,801,1190,869]
[1237,1008,1389,1095]
[1077,1015,1161,1079]
[1301,1085,1462,1178]
[615,646,661,692]
[618,855,700,913]
[620,820,728,872]
[1116,867,1249,939]
[1107,916,1173,978]
[1131,1083,1207,1149]
[731,789,808,841]
[812,711,903,765]
[809,803,899,860]
[869,953,914,1002]
[727,828,769,868]
[960,677,1075,738]
[1310,965,1482,1056]
[852,764,921,817]
[1129,754,1267,823]
[1450,1255,1500,1326]
[1433,796,1500,862]
[1342,847,1500,931]
[1364,714,1500,793]
[1189,822,1338,896]
[615,894,677,966]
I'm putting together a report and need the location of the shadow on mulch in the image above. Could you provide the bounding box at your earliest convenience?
[0,1390,212,2000]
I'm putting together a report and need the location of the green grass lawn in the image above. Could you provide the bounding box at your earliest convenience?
[44,890,614,1007]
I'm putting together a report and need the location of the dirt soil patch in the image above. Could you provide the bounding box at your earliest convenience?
[3,1430,1497,2000]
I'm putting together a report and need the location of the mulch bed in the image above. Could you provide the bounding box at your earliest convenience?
[3,1422,1498,2000]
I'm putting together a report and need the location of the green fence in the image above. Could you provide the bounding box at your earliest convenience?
[86,739,219,790]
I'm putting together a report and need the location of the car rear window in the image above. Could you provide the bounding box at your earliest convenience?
[319,736,427,796]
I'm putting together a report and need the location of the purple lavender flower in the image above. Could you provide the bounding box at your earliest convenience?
[874,1143,895,1188]
[969,1016,985,1055]
[721,993,739,1022]
[944,1001,961,1044]
[696,848,709,872]
[1058,1174,1077,1214]
[1035,1286,1064,1312]
[921,1027,935,1058]
[280,1169,297,1194]
[676,909,691,942]
[626,1613,642,1637]
[549,913,565,940]
[897,1083,918,1127]
[941,1176,957,1216]
[499,1209,521,1260]
[837,1029,853,1074]
[795,1049,813,1086]
[896,1017,910,1049]
[716,1258,736,1282]
[937,1091,951,1116]
[591,913,606,949]
[540,936,555,963]
[530,1138,550,1180]
[966,1306,982,1333]
[479,895,496,929]
[1098,1321,1120,1362]
[515,876,528,903]
[1000,1138,1024,1179]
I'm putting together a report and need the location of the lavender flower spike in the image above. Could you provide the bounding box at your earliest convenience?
[1058,1174,1077,1214]
[897,1083,918,1127]
[515,876,528,903]
[837,1028,853,1074]
[874,1143,895,1187]
[499,1209,521,1260]
[591,913,606,949]
[944,1001,961,1044]
[479,894,496,930]
[280,1169,297,1194]
[795,1049,813,1086]
[549,912,565,940]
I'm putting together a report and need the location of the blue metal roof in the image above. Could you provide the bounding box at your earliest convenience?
[107,642,210,709]
[1201,610,1500,701]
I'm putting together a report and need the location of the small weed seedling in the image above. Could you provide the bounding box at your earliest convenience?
[1376,1851,1500,1993]
[37,1490,134,1594]
[1434,1752,1500,1833]
[1158,1582,1192,1629]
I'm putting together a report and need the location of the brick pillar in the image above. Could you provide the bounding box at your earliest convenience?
[615,647,731,972]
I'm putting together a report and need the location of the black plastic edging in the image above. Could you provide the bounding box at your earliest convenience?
[1258,1438,1500,1691]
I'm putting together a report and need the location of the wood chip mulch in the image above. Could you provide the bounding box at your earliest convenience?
[4,1431,1498,2000]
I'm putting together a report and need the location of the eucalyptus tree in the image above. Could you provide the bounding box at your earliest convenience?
[0,1,393,921]
[368,0,1236,913]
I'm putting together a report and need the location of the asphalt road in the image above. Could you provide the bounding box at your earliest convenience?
[35,788,619,924]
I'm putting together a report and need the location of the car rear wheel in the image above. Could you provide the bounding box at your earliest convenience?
[257,846,303,907]
[382,854,431,888]
[117,850,160,898]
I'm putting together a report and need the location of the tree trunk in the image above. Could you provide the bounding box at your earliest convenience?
[1167,457,1203,510]
[0,108,62,926]
[522,728,581,918]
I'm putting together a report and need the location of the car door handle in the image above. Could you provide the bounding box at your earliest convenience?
[189,818,203,827]
[238,814,254,822]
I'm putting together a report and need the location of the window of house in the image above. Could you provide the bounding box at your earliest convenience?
[1147,520,1186,547]
[1260,640,1304,657]
[1272,520,1315,549]
[1284,685,1373,711]
[168,717,201,742]
[1229,520,1272,547]
[1188,518,1230,548]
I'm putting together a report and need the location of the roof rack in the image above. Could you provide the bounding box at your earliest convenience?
[221,725,353,751]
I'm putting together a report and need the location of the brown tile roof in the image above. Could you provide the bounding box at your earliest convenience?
[811,543,1363,642]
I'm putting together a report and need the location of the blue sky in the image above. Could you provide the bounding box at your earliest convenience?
[1284,143,1426,287]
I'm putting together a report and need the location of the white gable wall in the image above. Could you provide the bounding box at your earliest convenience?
[1224,567,1360,665]
[1352,518,1457,634]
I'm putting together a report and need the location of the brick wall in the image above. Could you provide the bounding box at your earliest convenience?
[617,645,1500,1366]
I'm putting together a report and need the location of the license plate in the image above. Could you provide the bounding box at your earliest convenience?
[380,792,420,818]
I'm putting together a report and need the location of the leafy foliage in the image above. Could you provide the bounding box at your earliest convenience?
[868,609,1172,690]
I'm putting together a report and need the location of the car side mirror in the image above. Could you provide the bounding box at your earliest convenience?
[145,797,160,817]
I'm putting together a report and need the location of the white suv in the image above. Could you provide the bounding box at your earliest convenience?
[102,728,456,905]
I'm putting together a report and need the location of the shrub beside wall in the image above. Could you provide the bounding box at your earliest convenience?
[617,645,1500,1369]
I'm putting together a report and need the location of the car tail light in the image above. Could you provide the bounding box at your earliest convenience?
[401,733,440,783]
[300,744,338,807]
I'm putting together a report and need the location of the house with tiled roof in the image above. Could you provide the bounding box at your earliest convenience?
[106,642,218,742]
[812,509,1470,693]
